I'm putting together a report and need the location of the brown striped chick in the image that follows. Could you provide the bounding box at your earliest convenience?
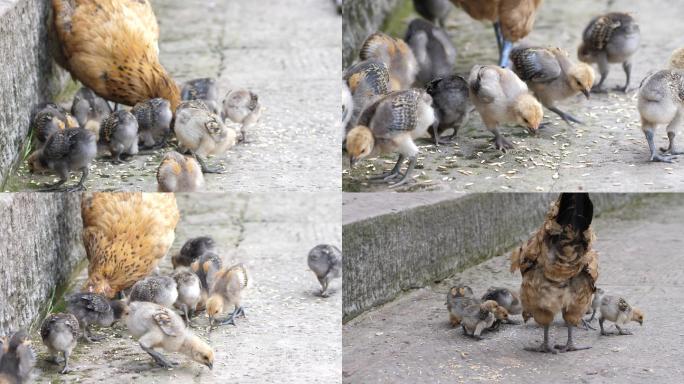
[510,46,594,126]
[129,276,179,309]
[359,32,418,90]
[207,264,250,328]
[481,287,522,325]
[174,104,237,174]
[125,301,213,369]
[669,48,684,70]
[468,64,542,151]
[156,151,204,192]
[190,251,223,311]
[578,12,640,93]
[222,89,262,142]
[172,267,202,324]
[345,88,436,188]
[71,87,112,133]
[343,59,391,133]
[0,331,35,384]
[40,313,80,374]
[100,110,139,163]
[31,103,79,148]
[460,300,509,340]
[445,285,474,327]
[131,98,173,150]
[598,295,643,336]
[181,78,220,115]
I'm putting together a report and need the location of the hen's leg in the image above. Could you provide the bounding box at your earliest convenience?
[555,322,591,352]
[499,40,513,68]
[524,325,556,354]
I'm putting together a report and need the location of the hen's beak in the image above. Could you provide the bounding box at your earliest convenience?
[582,89,591,99]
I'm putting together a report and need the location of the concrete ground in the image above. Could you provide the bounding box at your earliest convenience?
[7,0,341,192]
[343,194,684,383]
[343,0,684,192]
[29,193,342,383]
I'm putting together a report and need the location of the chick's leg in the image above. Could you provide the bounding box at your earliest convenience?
[369,155,404,182]
[548,107,584,126]
[555,322,591,352]
[645,126,675,162]
[491,127,514,151]
[60,350,71,374]
[616,60,632,93]
[616,325,633,335]
[84,323,104,342]
[388,156,416,188]
[661,121,684,155]
[192,152,223,174]
[65,167,89,192]
[524,324,556,353]
[591,55,610,93]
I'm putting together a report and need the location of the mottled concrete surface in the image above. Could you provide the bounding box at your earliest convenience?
[343,0,684,192]
[7,0,341,192]
[29,193,341,383]
[343,194,684,383]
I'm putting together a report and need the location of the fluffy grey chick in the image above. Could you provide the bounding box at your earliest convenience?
[413,0,452,28]
[129,276,179,309]
[27,127,97,192]
[598,295,644,336]
[173,268,202,324]
[446,285,474,327]
[190,251,223,291]
[222,89,262,142]
[66,293,128,342]
[578,12,640,93]
[100,110,139,163]
[343,59,391,133]
[460,300,509,340]
[40,313,80,374]
[31,103,79,148]
[131,98,173,150]
[425,74,470,144]
[510,46,594,125]
[156,151,204,192]
[174,104,237,174]
[637,70,684,162]
[0,331,35,384]
[125,301,214,369]
[360,32,418,90]
[481,287,522,325]
[172,236,217,269]
[181,78,220,115]
[345,89,436,188]
[307,244,342,297]
[405,18,456,86]
[71,87,112,132]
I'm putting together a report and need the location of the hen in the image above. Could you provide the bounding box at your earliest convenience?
[52,0,180,109]
[510,193,598,353]
[81,193,180,298]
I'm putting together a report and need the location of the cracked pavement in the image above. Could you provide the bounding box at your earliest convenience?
[342,0,684,192]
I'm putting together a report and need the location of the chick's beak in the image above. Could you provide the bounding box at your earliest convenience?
[349,157,357,168]
[582,89,591,99]
[206,362,213,370]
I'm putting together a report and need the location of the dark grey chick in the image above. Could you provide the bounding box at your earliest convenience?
[100,110,139,163]
[129,276,178,308]
[413,0,452,28]
[181,78,220,114]
[27,127,97,192]
[481,287,522,327]
[190,251,223,291]
[131,98,173,150]
[405,18,456,87]
[173,267,202,324]
[71,87,112,132]
[31,104,79,148]
[446,285,474,327]
[172,236,217,269]
[221,89,262,142]
[65,292,129,342]
[425,74,470,145]
[0,331,35,384]
[578,12,640,93]
[307,244,342,297]
[343,59,391,133]
[40,313,80,374]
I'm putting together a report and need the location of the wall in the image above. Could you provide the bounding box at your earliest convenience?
[342,0,400,68]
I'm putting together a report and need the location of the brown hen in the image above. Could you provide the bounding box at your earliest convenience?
[510,193,598,353]
[52,0,180,110]
[81,193,180,298]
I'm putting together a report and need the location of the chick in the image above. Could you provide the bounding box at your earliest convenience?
[413,0,452,28]
[578,12,640,93]
[222,89,262,142]
[343,59,391,133]
[445,285,474,327]
[307,244,342,297]
[71,87,112,132]
[468,64,543,151]
[156,151,204,192]
[181,78,220,114]
[425,74,471,144]
[190,251,223,292]
[346,88,436,188]
[404,18,456,86]
[0,331,35,384]
[510,46,594,125]
[40,313,80,374]
[669,48,684,70]
[481,287,522,325]
[585,287,605,322]
[637,70,684,162]
[27,127,97,192]
[460,300,509,340]
[66,292,129,342]
[207,264,249,328]
[173,268,202,324]
[360,32,418,90]
[342,80,354,131]
[100,110,139,163]
[174,105,237,174]
[129,276,179,309]
[31,104,79,148]
[125,301,213,369]
[131,98,173,150]
[172,236,217,269]
[598,295,644,336]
